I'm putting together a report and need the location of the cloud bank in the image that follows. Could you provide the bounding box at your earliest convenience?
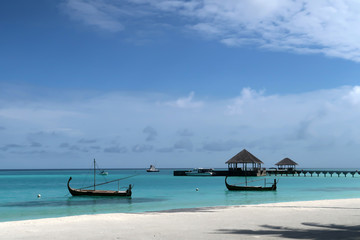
[1,85,360,168]
[63,0,360,62]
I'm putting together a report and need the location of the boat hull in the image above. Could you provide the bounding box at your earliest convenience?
[225,176,277,191]
[146,165,159,172]
[67,177,132,197]
[185,168,214,176]
[185,172,213,176]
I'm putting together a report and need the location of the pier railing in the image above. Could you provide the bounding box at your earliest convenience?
[174,168,359,177]
[266,169,359,177]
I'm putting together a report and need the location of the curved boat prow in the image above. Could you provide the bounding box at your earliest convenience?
[272,179,277,190]
[225,176,229,187]
[67,177,72,187]
[67,177,74,195]
[67,176,72,184]
[126,184,132,196]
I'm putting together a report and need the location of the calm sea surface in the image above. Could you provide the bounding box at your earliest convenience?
[1,168,360,222]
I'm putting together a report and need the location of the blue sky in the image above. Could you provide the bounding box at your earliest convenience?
[1,0,360,169]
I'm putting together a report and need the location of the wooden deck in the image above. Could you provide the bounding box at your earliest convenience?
[174,169,359,177]
[173,169,266,176]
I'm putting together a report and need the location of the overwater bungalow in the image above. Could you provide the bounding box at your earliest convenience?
[275,157,298,171]
[225,149,266,176]
[174,149,267,176]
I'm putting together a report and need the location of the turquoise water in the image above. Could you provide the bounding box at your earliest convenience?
[1,169,360,222]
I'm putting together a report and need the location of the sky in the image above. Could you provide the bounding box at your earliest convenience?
[1,0,360,169]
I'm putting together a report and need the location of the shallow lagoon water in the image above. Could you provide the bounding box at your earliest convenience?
[1,169,360,222]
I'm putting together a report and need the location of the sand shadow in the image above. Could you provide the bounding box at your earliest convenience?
[216,222,360,240]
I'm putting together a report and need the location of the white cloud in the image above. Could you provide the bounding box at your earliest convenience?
[177,128,194,137]
[174,138,193,151]
[143,126,157,141]
[2,85,360,168]
[132,144,153,152]
[0,108,80,122]
[166,92,203,108]
[179,0,360,61]
[343,86,360,105]
[64,0,360,62]
[78,138,97,144]
[64,0,124,32]
[104,145,128,153]
[226,88,268,115]
[202,139,243,152]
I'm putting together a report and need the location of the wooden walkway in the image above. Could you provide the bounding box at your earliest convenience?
[266,169,359,177]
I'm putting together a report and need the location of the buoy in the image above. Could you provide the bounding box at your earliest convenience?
[37,194,41,198]
[196,188,199,191]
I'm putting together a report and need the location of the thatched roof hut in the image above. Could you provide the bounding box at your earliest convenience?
[225,149,264,170]
[275,157,298,169]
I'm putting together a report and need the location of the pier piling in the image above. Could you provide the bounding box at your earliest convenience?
[265,169,358,178]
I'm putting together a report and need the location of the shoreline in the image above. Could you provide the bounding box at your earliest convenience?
[1,198,360,239]
[2,196,359,223]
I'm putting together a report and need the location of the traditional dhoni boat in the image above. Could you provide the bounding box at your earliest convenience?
[67,159,132,197]
[225,176,277,191]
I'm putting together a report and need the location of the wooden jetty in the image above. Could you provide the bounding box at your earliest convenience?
[174,169,359,177]
[266,169,359,177]
[173,150,359,178]
[173,169,266,176]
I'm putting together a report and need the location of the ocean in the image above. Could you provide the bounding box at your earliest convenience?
[1,168,360,222]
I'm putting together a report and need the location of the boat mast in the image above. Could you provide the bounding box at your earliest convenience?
[245,165,247,186]
[94,158,96,190]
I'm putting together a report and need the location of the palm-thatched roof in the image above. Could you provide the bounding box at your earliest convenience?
[275,158,298,166]
[225,149,264,164]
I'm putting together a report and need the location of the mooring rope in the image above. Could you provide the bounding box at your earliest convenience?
[79,175,137,190]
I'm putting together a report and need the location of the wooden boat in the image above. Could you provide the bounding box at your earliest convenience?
[225,176,277,191]
[146,165,159,172]
[185,168,214,176]
[67,159,132,197]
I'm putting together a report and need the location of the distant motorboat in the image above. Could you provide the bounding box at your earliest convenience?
[146,165,159,172]
[185,168,214,176]
[99,170,108,175]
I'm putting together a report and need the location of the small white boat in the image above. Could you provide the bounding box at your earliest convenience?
[185,168,214,176]
[99,170,108,175]
[146,165,159,172]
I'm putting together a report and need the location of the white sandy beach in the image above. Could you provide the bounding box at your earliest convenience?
[1,198,360,240]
